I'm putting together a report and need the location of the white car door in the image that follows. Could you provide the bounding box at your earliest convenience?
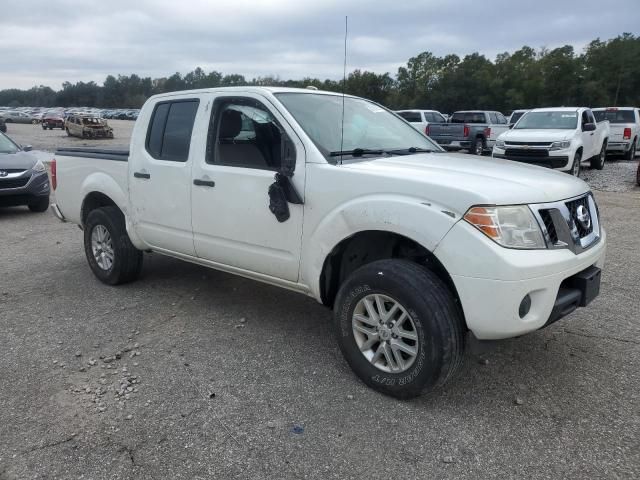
[580,110,596,157]
[190,93,305,281]
[128,97,205,256]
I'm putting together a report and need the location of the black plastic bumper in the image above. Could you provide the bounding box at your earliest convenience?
[494,154,569,169]
[543,266,601,327]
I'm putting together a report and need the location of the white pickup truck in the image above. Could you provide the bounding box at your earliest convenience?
[493,107,610,176]
[592,107,640,159]
[51,87,606,398]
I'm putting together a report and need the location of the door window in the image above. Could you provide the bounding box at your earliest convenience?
[145,100,199,162]
[207,98,287,171]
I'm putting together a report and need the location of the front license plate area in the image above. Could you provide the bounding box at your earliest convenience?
[566,266,601,307]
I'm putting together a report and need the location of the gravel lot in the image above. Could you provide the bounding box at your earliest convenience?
[1,124,639,479]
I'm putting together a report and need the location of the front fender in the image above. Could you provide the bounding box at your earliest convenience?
[300,194,460,300]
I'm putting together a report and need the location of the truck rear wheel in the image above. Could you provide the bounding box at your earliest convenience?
[590,143,606,170]
[472,137,484,156]
[333,259,465,399]
[624,139,636,160]
[84,206,143,285]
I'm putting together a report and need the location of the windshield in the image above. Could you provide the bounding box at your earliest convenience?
[275,93,441,161]
[593,109,635,124]
[514,111,578,130]
[0,133,20,154]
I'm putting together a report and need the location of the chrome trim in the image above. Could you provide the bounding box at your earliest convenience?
[50,203,66,222]
[530,193,601,254]
[0,170,28,178]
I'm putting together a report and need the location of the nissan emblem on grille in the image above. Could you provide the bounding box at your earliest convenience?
[576,205,591,230]
[0,170,8,177]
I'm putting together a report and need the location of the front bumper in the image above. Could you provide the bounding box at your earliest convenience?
[493,151,570,169]
[434,220,606,340]
[0,171,50,206]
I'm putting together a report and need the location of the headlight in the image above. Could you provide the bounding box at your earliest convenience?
[464,205,546,249]
[550,140,570,150]
[32,160,46,173]
[495,140,505,149]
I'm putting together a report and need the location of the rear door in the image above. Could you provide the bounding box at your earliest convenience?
[190,93,305,281]
[488,112,509,145]
[128,96,204,255]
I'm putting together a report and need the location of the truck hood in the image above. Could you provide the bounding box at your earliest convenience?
[341,152,589,214]
[0,151,38,170]
[499,129,574,142]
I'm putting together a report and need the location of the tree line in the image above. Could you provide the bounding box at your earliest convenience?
[1,33,638,113]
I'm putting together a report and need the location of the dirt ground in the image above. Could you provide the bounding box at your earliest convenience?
[0,123,639,479]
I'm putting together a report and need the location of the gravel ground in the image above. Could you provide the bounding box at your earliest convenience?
[0,126,639,479]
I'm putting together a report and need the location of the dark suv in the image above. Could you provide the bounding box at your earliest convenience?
[0,132,50,212]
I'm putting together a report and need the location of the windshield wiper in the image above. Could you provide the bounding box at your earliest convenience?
[329,148,388,157]
[387,147,438,155]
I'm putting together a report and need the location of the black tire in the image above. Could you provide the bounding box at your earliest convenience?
[471,137,484,155]
[84,206,143,285]
[28,196,49,213]
[636,160,640,187]
[569,150,582,177]
[65,128,71,136]
[590,142,606,170]
[624,139,637,160]
[333,259,465,399]
[41,125,46,130]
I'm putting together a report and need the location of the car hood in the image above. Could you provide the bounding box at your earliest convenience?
[499,129,574,142]
[341,152,589,214]
[0,151,38,170]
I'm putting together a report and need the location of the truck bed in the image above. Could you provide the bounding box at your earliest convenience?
[55,147,129,161]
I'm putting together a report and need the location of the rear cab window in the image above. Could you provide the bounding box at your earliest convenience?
[451,112,487,123]
[146,99,200,161]
[397,111,422,123]
[593,109,636,123]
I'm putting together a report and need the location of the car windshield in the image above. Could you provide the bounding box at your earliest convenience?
[510,111,526,124]
[593,109,635,124]
[275,93,441,162]
[0,133,20,154]
[514,111,578,129]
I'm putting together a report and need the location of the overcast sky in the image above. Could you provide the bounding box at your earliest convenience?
[1,0,638,90]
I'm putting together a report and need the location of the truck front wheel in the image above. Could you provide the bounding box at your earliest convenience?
[333,259,465,399]
[84,206,143,285]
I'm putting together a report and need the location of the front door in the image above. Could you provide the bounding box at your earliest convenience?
[191,94,305,281]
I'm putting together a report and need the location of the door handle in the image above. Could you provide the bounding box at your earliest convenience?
[133,172,151,179]
[193,179,215,187]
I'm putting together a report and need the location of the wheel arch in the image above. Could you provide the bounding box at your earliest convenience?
[318,230,465,328]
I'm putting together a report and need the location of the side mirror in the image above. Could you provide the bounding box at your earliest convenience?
[280,136,296,177]
[583,122,596,132]
[22,145,33,152]
[508,124,514,129]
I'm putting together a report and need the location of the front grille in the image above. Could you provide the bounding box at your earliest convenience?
[0,176,30,189]
[505,148,549,157]
[566,196,594,238]
[505,141,551,146]
[539,209,558,244]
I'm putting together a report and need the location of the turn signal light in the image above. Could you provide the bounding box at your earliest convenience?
[463,207,500,239]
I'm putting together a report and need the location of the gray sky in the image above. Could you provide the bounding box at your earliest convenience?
[1,0,638,90]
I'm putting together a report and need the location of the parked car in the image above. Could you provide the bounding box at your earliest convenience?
[508,109,530,125]
[0,117,6,133]
[42,114,65,130]
[395,109,447,136]
[428,111,510,155]
[592,107,640,159]
[493,107,610,176]
[0,132,50,212]
[51,87,606,399]
[65,115,114,139]
[0,111,37,124]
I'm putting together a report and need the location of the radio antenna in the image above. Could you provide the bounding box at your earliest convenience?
[339,16,348,165]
